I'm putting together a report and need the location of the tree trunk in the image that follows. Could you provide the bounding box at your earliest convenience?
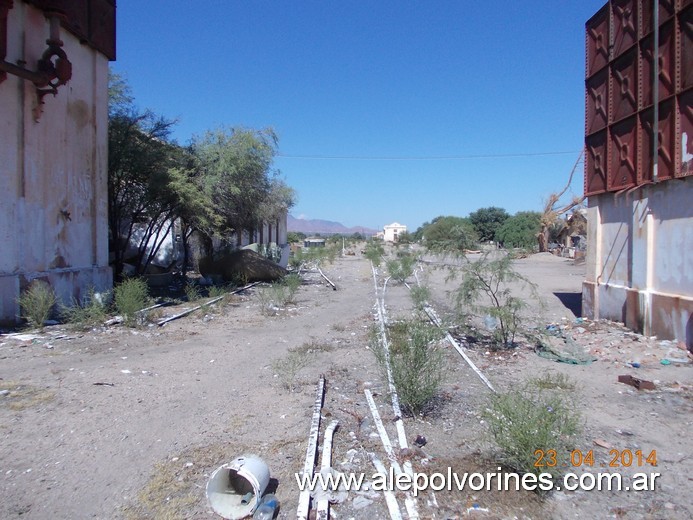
[537,226,549,253]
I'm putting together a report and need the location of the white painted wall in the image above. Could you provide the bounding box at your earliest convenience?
[0,3,111,324]
[583,178,693,347]
[383,222,407,243]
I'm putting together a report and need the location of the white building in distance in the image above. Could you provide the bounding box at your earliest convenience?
[383,222,407,243]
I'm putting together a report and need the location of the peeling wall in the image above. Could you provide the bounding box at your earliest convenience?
[0,2,112,325]
[583,178,693,349]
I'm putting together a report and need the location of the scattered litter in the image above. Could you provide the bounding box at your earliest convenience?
[6,333,41,342]
[92,382,115,387]
[618,375,655,390]
[467,503,490,514]
[414,435,427,447]
[352,495,373,510]
[593,439,613,449]
[310,467,348,505]
[120,370,132,374]
[105,316,124,326]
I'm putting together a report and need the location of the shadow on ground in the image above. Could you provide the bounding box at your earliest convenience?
[553,292,582,317]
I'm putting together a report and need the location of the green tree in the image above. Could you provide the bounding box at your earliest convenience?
[422,216,478,255]
[191,127,290,247]
[452,252,537,348]
[396,231,414,244]
[108,72,193,279]
[494,211,541,249]
[287,232,306,244]
[469,206,509,242]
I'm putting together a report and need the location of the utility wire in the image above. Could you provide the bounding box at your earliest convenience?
[276,150,583,161]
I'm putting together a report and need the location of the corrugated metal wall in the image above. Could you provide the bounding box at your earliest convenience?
[585,0,693,195]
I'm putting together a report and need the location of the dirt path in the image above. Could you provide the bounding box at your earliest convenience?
[1,251,691,519]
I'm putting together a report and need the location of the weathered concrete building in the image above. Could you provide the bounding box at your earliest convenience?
[582,0,693,349]
[0,0,116,325]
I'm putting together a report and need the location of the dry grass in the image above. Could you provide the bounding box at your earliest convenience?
[122,437,304,520]
[0,380,55,411]
[424,453,552,519]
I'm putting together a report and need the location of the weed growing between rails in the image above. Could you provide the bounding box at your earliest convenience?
[372,318,446,415]
[448,251,543,349]
[386,250,418,285]
[484,373,582,487]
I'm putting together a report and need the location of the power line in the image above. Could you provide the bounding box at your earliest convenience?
[276,150,583,161]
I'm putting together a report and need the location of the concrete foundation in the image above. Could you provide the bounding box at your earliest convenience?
[583,178,693,349]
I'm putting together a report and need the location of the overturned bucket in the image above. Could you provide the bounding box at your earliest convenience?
[206,455,270,519]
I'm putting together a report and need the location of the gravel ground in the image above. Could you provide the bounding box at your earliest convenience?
[1,248,691,519]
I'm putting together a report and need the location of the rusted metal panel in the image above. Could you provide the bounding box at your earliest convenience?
[24,0,115,60]
[612,48,639,121]
[656,98,676,177]
[640,21,677,106]
[88,0,115,61]
[613,0,639,58]
[587,5,610,77]
[681,6,693,91]
[640,100,677,181]
[678,88,693,176]
[586,69,610,133]
[61,0,89,42]
[641,0,676,36]
[609,116,639,189]
[586,130,609,195]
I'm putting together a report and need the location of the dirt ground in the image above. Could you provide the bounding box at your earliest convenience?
[1,249,691,520]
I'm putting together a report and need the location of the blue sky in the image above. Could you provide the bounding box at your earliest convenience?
[113,1,607,231]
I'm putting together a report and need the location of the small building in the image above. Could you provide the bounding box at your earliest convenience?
[303,237,326,248]
[383,222,406,243]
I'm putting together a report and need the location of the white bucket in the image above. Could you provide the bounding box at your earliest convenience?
[206,455,270,519]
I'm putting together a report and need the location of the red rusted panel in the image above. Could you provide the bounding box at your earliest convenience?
[612,49,639,120]
[641,0,676,36]
[657,99,677,178]
[613,0,638,57]
[25,0,115,60]
[638,100,676,183]
[586,69,610,133]
[678,89,693,176]
[62,0,89,42]
[585,130,609,195]
[609,116,639,189]
[639,99,677,181]
[681,6,693,91]
[88,0,116,60]
[640,20,677,105]
[587,6,610,77]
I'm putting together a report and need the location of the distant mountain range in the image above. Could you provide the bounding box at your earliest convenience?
[288,214,379,236]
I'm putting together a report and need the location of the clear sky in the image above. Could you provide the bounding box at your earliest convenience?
[112,0,607,231]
